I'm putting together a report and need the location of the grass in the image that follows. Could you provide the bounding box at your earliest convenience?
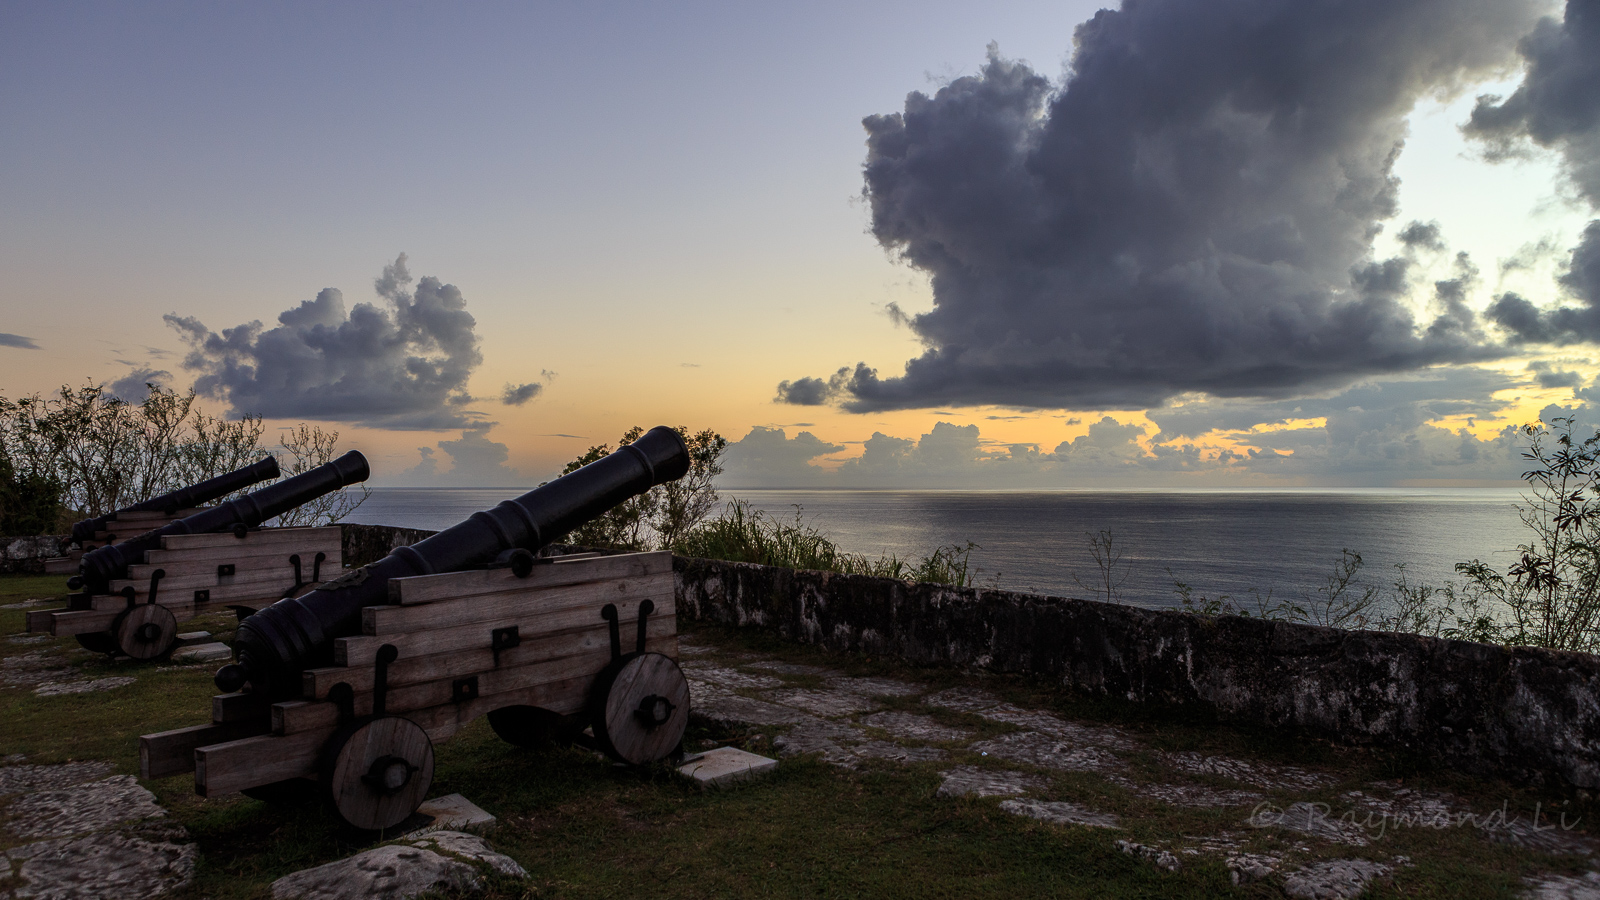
[3,573,1598,898]
[674,500,978,587]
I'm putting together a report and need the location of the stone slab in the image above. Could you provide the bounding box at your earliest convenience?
[1001,798,1122,829]
[172,631,213,647]
[169,642,232,663]
[412,794,496,833]
[935,765,1045,798]
[1282,859,1390,900]
[679,747,778,788]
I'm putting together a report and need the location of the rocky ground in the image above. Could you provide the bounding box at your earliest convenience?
[678,635,1600,900]
[5,577,1600,898]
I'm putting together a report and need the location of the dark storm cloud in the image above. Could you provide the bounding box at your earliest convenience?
[1468,0,1600,343]
[1397,221,1447,252]
[0,333,39,349]
[1144,366,1520,441]
[1530,360,1583,388]
[774,366,852,406]
[501,382,542,406]
[782,0,1543,412]
[166,254,485,429]
[108,368,173,401]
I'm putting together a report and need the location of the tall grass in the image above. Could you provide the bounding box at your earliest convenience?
[673,500,977,588]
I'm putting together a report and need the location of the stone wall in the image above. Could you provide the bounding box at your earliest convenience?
[338,523,438,568]
[0,536,73,574]
[674,555,1600,790]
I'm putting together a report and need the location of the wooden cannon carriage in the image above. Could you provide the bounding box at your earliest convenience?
[28,526,343,658]
[139,550,688,831]
[42,507,204,575]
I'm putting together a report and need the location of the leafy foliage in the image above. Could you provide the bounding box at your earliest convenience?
[269,423,369,527]
[0,379,363,534]
[675,500,977,588]
[557,426,727,551]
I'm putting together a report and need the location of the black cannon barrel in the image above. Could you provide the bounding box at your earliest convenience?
[69,456,282,543]
[216,425,689,699]
[72,451,369,594]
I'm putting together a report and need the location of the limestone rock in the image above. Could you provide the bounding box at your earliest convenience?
[1114,839,1181,871]
[859,711,971,743]
[1225,853,1282,885]
[270,831,524,900]
[34,677,137,697]
[7,828,195,900]
[4,775,167,840]
[0,762,115,796]
[1248,801,1371,846]
[1524,871,1600,899]
[969,731,1121,773]
[691,694,809,728]
[765,688,877,717]
[1281,859,1390,899]
[1162,752,1332,792]
[412,794,496,833]
[935,765,1045,798]
[1002,798,1122,829]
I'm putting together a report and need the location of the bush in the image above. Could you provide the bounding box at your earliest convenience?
[557,426,727,551]
[0,380,364,532]
[674,499,977,588]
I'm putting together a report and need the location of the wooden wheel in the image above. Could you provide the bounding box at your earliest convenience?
[319,715,433,831]
[113,604,178,659]
[590,652,690,766]
[488,706,575,749]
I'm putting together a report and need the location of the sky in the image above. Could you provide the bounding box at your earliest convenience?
[3,0,1598,489]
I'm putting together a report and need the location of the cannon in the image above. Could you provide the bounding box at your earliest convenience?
[140,426,692,831]
[29,452,369,659]
[68,456,282,544]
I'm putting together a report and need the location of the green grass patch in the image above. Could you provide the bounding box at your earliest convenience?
[1,575,1595,899]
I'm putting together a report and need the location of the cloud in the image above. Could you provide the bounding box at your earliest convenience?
[720,426,845,486]
[166,254,487,429]
[774,366,852,406]
[0,333,39,349]
[501,382,543,406]
[393,424,527,486]
[1466,0,1600,342]
[782,0,1546,412]
[1530,360,1583,389]
[1397,221,1447,253]
[107,368,173,401]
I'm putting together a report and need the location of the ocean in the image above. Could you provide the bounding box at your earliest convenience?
[342,486,1530,611]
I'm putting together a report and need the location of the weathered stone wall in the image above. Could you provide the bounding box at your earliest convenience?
[338,523,438,568]
[0,536,73,574]
[674,555,1600,790]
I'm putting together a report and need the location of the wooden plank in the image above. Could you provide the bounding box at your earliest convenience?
[389,551,670,606]
[213,691,269,723]
[139,719,269,780]
[295,633,676,726]
[338,585,675,665]
[195,729,328,796]
[88,580,325,611]
[111,566,306,594]
[25,608,64,632]
[307,613,676,698]
[366,573,673,635]
[43,557,79,575]
[275,670,594,736]
[158,526,342,552]
[46,602,195,635]
[195,701,465,796]
[133,544,341,578]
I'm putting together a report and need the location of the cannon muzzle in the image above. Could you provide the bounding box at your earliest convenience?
[69,456,282,543]
[218,425,689,699]
[72,451,369,594]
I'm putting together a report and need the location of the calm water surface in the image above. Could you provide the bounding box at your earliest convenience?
[343,487,1528,610]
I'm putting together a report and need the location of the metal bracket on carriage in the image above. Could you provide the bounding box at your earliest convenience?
[281,551,328,598]
[328,682,356,725]
[373,644,398,716]
[490,626,520,665]
[600,598,655,663]
[452,675,479,704]
[487,548,536,578]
